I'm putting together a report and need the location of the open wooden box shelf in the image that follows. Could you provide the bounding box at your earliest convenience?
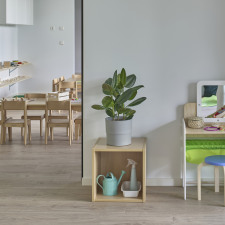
[92,138,146,202]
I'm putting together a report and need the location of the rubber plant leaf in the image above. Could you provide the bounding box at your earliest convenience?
[125,74,136,88]
[128,97,147,107]
[104,78,113,86]
[112,70,117,88]
[129,90,137,101]
[102,96,113,108]
[102,83,113,95]
[91,104,105,110]
[120,68,127,86]
[106,108,114,117]
[115,88,135,105]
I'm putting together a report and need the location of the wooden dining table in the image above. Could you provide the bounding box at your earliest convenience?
[0,99,82,112]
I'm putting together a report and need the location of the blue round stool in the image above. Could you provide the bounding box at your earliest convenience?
[197,155,225,206]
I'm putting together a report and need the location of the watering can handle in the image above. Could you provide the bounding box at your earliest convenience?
[96,175,105,190]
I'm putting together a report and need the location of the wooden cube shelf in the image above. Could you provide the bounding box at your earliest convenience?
[92,137,146,202]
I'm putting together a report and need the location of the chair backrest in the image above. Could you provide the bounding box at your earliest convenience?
[2,99,27,110]
[1,99,28,124]
[58,81,76,91]
[52,78,59,92]
[72,74,81,81]
[59,76,65,82]
[46,100,71,121]
[76,81,82,91]
[25,93,47,99]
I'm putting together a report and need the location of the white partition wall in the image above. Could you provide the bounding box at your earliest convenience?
[83,0,225,185]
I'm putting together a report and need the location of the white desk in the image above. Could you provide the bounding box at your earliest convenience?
[183,103,225,200]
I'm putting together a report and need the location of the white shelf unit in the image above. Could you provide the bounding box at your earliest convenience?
[0,63,30,73]
[0,63,31,89]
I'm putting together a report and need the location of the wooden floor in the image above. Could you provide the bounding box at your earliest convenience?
[1,113,225,224]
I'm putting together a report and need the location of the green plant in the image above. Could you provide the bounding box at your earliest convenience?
[91,68,147,120]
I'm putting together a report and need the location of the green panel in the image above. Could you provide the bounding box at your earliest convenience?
[186,139,225,164]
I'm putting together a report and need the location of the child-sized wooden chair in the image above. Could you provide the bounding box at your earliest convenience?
[1,99,31,145]
[21,93,46,136]
[45,100,73,145]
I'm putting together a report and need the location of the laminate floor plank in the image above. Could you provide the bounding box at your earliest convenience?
[1,111,225,224]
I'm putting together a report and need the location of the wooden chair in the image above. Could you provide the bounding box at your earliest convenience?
[21,93,47,136]
[72,74,81,81]
[74,113,82,140]
[75,81,82,99]
[45,100,73,145]
[1,99,31,145]
[52,78,60,92]
[59,76,65,82]
[58,81,77,99]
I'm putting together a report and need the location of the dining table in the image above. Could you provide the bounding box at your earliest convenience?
[0,98,82,112]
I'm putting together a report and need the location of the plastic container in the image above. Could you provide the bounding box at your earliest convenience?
[121,181,141,198]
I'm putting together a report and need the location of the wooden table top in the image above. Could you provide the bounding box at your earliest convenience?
[93,137,146,152]
[185,123,225,136]
[0,99,82,111]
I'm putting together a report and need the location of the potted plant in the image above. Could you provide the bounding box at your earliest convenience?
[92,68,146,146]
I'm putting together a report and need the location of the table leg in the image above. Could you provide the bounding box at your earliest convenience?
[223,166,225,206]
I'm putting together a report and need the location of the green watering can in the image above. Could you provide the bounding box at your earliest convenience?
[96,170,126,196]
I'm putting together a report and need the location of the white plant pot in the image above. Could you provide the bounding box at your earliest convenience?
[105,117,132,146]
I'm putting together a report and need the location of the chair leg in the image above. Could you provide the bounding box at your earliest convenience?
[21,127,23,136]
[1,125,4,144]
[40,119,42,137]
[197,162,206,201]
[50,128,53,140]
[4,127,6,143]
[75,123,79,140]
[80,123,82,138]
[71,123,73,141]
[24,125,27,146]
[28,124,31,142]
[45,124,48,145]
[69,125,71,146]
[8,127,12,141]
[214,166,220,193]
[67,127,69,136]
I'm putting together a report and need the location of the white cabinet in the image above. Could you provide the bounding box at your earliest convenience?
[0,0,33,25]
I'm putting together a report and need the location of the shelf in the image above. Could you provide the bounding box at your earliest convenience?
[0,76,31,88]
[94,192,143,203]
[0,62,30,73]
[92,138,146,203]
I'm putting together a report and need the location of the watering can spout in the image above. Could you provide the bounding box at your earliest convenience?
[117,170,126,186]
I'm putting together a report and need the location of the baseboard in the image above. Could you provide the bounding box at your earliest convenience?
[82,177,92,186]
[146,178,182,186]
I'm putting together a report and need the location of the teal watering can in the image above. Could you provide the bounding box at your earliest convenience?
[96,171,126,196]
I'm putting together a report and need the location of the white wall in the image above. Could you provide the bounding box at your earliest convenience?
[83,0,225,185]
[75,0,82,74]
[0,25,18,98]
[18,0,75,93]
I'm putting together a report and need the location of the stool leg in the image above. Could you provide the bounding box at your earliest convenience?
[223,166,225,206]
[214,166,219,193]
[197,162,206,201]
[40,119,42,137]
